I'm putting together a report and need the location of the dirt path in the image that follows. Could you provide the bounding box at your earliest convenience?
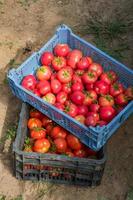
[0,0,133,200]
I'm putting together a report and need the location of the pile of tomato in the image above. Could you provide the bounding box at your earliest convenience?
[24,108,97,158]
[21,43,133,127]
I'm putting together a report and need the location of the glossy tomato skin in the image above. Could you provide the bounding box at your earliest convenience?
[62,82,72,94]
[71,82,84,92]
[88,63,103,77]
[36,80,51,95]
[72,74,82,84]
[30,109,44,120]
[89,104,100,112]
[28,118,42,129]
[70,91,85,105]
[97,120,107,127]
[42,93,56,105]
[124,87,133,100]
[82,70,98,84]
[110,82,124,97]
[56,91,68,104]
[36,66,51,81]
[115,93,128,106]
[100,70,117,85]
[54,44,70,57]
[77,57,89,70]
[94,80,109,95]
[84,147,97,156]
[65,102,78,117]
[54,102,65,111]
[74,149,87,158]
[45,122,54,134]
[85,115,97,126]
[98,95,114,107]
[99,106,116,122]
[74,115,85,124]
[33,88,41,97]
[30,128,46,139]
[51,79,62,94]
[33,138,51,153]
[21,75,37,91]
[50,126,67,139]
[87,57,93,65]
[54,138,67,153]
[57,67,72,83]
[77,105,88,116]
[85,83,94,91]
[83,90,97,106]
[87,112,100,122]
[52,56,66,71]
[42,116,52,127]
[40,52,54,66]
[66,134,82,150]
[67,50,82,68]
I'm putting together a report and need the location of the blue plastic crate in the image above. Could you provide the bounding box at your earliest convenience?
[7,24,133,151]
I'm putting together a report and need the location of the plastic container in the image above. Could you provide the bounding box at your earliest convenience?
[13,103,106,186]
[8,24,133,151]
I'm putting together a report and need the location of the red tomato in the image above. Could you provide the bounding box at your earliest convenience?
[21,75,37,91]
[97,120,107,127]
[40,52,54,66]
[42,93,56,105]
[89,104,100,112]
[30,128,46,139]
[85,83,94,91]
[77,57,89,70]
[45,122,54,134]
[50,73,57,80]
[67,49,82,68]
[54,44,70,57]
[82,70,98,84]
[99,106,116,122]
[36,80,51,95]
[83,90,97,106]
[88,63,103,77]
[42,116,52,127]
[56,91,68,104]
[66,151,74,157]
[74,115,85,124]
[54,102,65,111]
[115,93,128,106]
[65,102,78,117]
[87,57,93,65]
[54,138,67,153]
[84,147,97,156]
[30,109,44,120]
[94,80,109,95]
[36,66,51,81]
[109,82,124,97]
[124,87,133,100]
[33,88,41,97]
[85,115,97,126]
[66,134,82,150]
[62,82,72,94]
[52,56,66,71]
[51,79,62,94]
[100,70,117,85]
[71,82,84,92]
[72,74,82,84]
[33,138,51,153]
[77,105,89,116]
[74,149,87,158]
[70,91,85,105]
[50,126,67,139]
[28,118,42,130]
[57,67,72,83]
[98,95,114,107]
[87,112,99,122]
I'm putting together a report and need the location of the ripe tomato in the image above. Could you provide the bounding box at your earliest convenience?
[52,56,66,71]
[57,67,72,83]
[28,118,42,129]
[76,57,89,70]
[99,106,116,122]
[67,49,82,68]
[50,126,67,139]
[54,44,70,57]
[74,115,85,124]
[85,115,97,126]
[30,109,44,120]
[77,105,88,116]
[54,138,67,153]
[33,88,41,97]
[65,102,78,117]
[124,87,133,100]
[36,80,51,95]
[45,122,54,134]
[50,73,57,80]
[21,75,37,91]
[66,134,82,150]
[66,151,74,157]
[40,52,54,66]
[62,82,72,94]
[97,120,108,127]
[30,128,46,139]
[33,138,51,153]
[89,103,100,112]
[115,93,128,106]
[70,91,85,105]
[87,112,99,122]
[109,82,124,97]
[100,70,117,85]
[85,83,94,91]
[84,147,97,156]
[82,70,98,84]
[42,93,56,105]
[54,102,65,111]
[51,79,62,94]
[83,90,97,106]
[36,66,51,81]
[72,74,82,84]
[42,116,52,127]
[56,91,68,104]
[87,57,93,65]
[88,63,103,77]
[98,95,114,107]
[94,80,109,95]
[71,82,84,92]
[74,149,87,158]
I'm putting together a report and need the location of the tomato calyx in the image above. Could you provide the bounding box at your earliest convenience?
[54,57,64,65]
[113,83,119,90]
[87,72,95,78]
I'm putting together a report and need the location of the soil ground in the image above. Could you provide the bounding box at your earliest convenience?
[0,0,133,200]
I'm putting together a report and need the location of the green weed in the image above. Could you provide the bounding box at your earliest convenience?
[0,124,17,145]
[126,188,133,200]
[0,195,6,200]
